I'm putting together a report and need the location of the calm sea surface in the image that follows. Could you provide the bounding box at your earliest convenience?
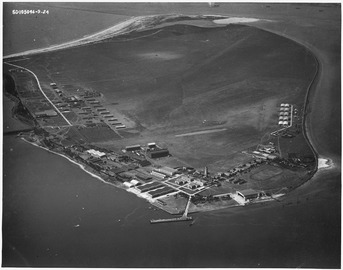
[3,3,340,267]
[3,135,340,267]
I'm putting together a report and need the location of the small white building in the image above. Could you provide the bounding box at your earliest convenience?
[123,182,133,188]
[156,166,178,177]
[130,179,141,186]
[151,171,166,179]
[86,149,106,158]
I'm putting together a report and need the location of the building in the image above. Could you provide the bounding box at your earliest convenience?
[148,149,169,159]
[135,173,152,182]
[148,187,175,198]
[130,179,141,186]
[136,182,164,193]
[175,178,187,185]
[151,170,166,179]
[35,110,58,118]
[267,154,278,160]
[86,149,106,158]
[123,182,133,188]
[125,145,141,151]
[155,166,178,177]
[236,189,260,201]
[147,142,157,149]
[204,166,208,177]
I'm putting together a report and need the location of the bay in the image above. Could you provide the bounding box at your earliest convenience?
[2,135,340,267]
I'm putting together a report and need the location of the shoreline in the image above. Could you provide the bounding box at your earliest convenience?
[3,14,228,60]
[6,15,323,216]
[3,14,273,60]
[20,137,281,215]
[246,25,323,179]
[20,137,122,189]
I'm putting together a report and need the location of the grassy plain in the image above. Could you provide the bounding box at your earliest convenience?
[16,22,317,172]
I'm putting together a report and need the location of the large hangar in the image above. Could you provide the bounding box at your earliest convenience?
[148,149,170,158]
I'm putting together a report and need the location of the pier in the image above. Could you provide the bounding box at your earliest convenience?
[150,196,193,224]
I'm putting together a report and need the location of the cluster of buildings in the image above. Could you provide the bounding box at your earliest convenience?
[49,82,126,129]
[124,143,171,159]
[278,103,292,127]
[252,143,278,160]
[34,109,58,118]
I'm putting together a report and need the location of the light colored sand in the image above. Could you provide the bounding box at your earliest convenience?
[213,17,261,24]
[317,157,335,170]
[4,14,228,59]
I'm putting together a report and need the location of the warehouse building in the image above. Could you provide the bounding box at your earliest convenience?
[138,160,151,167]
[147,142,157,149]
[35,110,58,118]
[148,149,170,159]
[125,145,141,151]
[135,173,152,182]
[155,166,178,177]
[236,189,260,201]
[151,170,166,179]
[86,149,106,158]
[148,186,176,198]
[136,182,164,193]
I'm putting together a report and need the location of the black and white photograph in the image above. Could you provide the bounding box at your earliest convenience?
[2,1,341,267]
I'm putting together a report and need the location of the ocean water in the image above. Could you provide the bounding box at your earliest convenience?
[2,135,340,267]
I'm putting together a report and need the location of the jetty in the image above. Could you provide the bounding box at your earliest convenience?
[150,196,193,224]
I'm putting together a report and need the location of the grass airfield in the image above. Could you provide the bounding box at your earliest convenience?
[15,22,316,174]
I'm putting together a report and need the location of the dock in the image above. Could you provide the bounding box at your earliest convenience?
[150,196,193,224]
[150,216,192,224]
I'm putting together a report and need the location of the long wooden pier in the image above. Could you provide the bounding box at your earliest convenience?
[150,216,192,224]
[150,196,193,224]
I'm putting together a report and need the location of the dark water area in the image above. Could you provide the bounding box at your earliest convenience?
[2,135,340,267]
[3,3,129,56]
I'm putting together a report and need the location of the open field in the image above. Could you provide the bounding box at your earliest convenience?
[10,22,317,174]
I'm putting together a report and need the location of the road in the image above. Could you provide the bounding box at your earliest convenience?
[4,62,73,126]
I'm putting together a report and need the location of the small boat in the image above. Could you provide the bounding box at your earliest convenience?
[74,224,80,228]
[189,221,195,226]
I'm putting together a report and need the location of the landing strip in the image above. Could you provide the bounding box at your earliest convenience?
[175,128,227,137]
